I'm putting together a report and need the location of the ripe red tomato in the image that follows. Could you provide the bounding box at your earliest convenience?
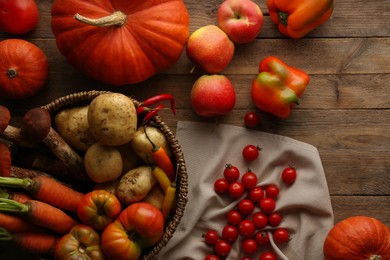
[252,212,268,229]
[248,187,264,203]
[205,254,220,260]
[254,231,270,246]
[239,220,255,237]
[241,170,258,190]
[0,0,39,34]
[265,184,279,199]
[282,166,297,185]
[228,181,245,199]
[214,240,231,257]
[204,229,219,245]
[244,111,261,128]
[214,178,229,194]
[268,212,282,227]
[224,164,240,182]
[242,238,258,255]
[238,199,255,216]
[227,210,242,226]
[273,228,290,243]
[222,225,238,243]
[260,251,277,260]
[260,197,276,214]
[242,144,261,161]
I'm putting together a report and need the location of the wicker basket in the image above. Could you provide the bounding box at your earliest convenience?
[41,90,188,259]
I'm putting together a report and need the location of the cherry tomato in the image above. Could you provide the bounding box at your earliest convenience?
[282,166,297,185]
[242,238,258,255]
[205,254,220,260]
[244,111,261,128]
[248,187,264,203]
[204,229,219,245]
[0,0,39,34]
[214,240,231,257]
[239,220,255,237]
[227,210,242,226]
[224,164,240,182]
[238,199,255,216]
[268,212,282,227]
[242,145,261,161]
[265,184,279,199]
[222,225,238,243]
[260,197,276,214]
[252,212,268,229]
[254,231,270,246]
[214,178,229,194]
[273,228,290,243]
[241,170,258,190]
[260,251,277,260]
[228,181,245,199]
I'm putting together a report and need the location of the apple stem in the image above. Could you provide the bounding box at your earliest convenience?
[190,65,196,74]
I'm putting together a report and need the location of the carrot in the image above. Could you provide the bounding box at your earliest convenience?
[0,176,84,212]
[0,198,78,234]
[0,227,58,255]
[144,126,175,181]
[0,212,43,233]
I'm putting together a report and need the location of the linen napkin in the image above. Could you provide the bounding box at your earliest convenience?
[158,121,334,260]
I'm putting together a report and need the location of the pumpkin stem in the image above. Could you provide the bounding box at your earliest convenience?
[7,69,17,79]
[370,256,382,260]
[74,11,127,27]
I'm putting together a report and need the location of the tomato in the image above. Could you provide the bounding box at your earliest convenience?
[101,202,164,260]
[205,254,220,260]
[214,178,229,194]
[265,184,279,199]
[242,238,258,255]
[0,0,39,34]
[260,197,276,214]
[248,187,264,203]
[254,231,270,246]
[224,164,240,182]
[252,212,268,229]
[282,166,297,185]
[54,224,105,260]
[242,144,261,161]
[222,225,238,243]
[268,212,282,227]
[273,228,290,243]
[77,190,121,230]
[238,199,255,216]
[260,251,277,260]
[227,210,242,226]
[239,220,255,237]
[244,111,261,128]
[241,170,258,190]
[214,240,231,257]
[228,181,245,199]
[204,229,219,245]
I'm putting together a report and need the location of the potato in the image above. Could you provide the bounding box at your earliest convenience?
[94,179,119,194]
[142,184,165,211]
[116,142,143,174]
[131,126,173,164]
[54,105,96,151]
[88,93,137,146]
[116,165,156,205]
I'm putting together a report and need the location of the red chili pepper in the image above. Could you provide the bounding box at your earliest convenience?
[141,105,165,124]
[139,94,176,115]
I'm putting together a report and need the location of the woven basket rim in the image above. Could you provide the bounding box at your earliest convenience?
[42,90,188,259]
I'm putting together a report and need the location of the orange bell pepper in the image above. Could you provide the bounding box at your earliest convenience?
[251,56,310,118]
[267,0,334,39]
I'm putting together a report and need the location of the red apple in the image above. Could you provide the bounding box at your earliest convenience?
[217,0,264,44]
[186,25,235,74]
[190,74,236,117]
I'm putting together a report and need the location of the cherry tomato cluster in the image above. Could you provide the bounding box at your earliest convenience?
[207,144,298,259]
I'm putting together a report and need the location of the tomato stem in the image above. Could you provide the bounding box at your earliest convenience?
[7,69,17,78]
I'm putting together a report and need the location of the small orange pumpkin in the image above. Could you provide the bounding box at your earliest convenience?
[323,216,390,260]
[51,0,190,86]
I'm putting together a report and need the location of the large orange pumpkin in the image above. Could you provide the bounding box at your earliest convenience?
[323,216,390,260]
[51,0,189,86]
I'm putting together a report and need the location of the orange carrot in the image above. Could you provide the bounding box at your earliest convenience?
[0,227,58,255]
[0,198,78,234]
[0,176,84,212]
[0,212,43,233]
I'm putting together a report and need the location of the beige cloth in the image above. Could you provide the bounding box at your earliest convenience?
[158,121,334,260]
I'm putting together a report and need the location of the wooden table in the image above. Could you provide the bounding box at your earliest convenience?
[0,0,389,230]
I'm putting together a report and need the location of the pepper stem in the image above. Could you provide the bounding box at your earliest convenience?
[74,11,127,27]
[7,69,17,78]
[278,11,289,26]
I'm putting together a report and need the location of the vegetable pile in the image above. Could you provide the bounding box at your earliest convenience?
[0,92,179,259]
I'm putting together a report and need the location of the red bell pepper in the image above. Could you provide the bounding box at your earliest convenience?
[251,56,310,118]
[267,0,334,39]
